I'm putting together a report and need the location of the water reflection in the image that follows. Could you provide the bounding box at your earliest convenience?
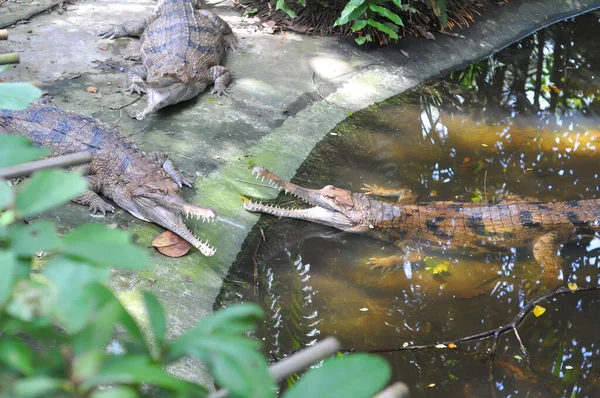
[217,11,600,397]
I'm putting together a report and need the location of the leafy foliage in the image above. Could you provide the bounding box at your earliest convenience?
[0,82,43,110]
[0,97,391,395]
[266,0,450,45]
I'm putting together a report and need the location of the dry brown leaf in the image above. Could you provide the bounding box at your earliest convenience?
[87,86,98,93]
[152,230,192,257]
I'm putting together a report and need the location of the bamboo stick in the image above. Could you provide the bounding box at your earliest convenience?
[0,152,92,179]
[0,52,19,65]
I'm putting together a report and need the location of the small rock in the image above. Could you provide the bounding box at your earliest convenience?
[87,86,98,93]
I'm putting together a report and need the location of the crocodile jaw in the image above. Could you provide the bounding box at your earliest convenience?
[243,200,353,230]
[242,166,367,232]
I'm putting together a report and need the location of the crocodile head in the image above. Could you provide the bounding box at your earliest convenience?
[243,166,375,233]
[114,177,217,256]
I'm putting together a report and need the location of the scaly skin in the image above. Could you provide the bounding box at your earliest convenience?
[243,166,600,271]
[0,102,217,256]
[98,0,237,120]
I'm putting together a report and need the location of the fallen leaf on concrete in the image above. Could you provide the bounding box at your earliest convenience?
[152,230,192,257]
[99,46,109,51]
[401,50,410,58]
[87,86,98,93]
[211,155,220,160]
[125,54,142,61]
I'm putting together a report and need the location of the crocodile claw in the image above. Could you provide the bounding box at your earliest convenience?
[211,87,229,97]
[89,203,115,216]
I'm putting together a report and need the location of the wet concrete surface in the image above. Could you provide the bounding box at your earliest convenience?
[1,0,598,384]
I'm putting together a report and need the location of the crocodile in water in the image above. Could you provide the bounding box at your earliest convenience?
[243,166,600,272]
[0,102,217,256]
[99,0,237,120]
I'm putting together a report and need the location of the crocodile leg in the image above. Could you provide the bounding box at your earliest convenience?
[196,9,238,51]
[368,242,423,272]
[71,175,115,215]
[127,65,148,95]
[532,230,570,275]
[208,66,231,96]
[361,183,418,204]
[151,152,194,188]
[72,190,115,215]
[98,19,150,39]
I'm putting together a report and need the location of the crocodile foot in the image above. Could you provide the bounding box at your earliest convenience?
[98,26,128,40]
[127,77,146,95]
[368,255,406,273]
[89,202,115,215]
[361,183,418,204]
[211,86,229,97]
[224,34,238,52]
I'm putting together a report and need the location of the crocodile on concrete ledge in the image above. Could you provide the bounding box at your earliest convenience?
[243,166,600,272]
[98,0,237,120]
[0,102,217,256]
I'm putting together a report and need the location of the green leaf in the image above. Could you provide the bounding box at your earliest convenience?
[0,250,18,307]
[83,355,204,394]
[0,65,10,73]
[144,292,167,346]
[334,0,368,26]
[166,304,272,397]
[351,20,368,32]
[42,257,111,332]
[0,82,42,110]
[15,169,87,217]
[13,377,65,397]
[392,0,402,8]
[170,335,274,398]
[72,350,105,381]
[355,36,369,45]
[368,5,403,26]
[431,0,447,26]
[10,220,62,257]
[0,135,48,168]
[0,338,35,375]
[0,209,15,226]
[71,300,121,356]
[84,284,147,347]
[5,279,53,321]
[62,223,150,269]
[297,0,305,6]
[185,303,264,337]
[283,354,391,398]
[0,179,12,209]
[367,19,399,40]
[276,0,297,18]
[90,386,138,398]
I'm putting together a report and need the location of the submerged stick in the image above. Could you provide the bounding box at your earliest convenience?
[342,284,600,354]
[0,152,91,179]
[0,52,19,65]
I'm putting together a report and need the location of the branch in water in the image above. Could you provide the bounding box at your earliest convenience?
[341,284,600,353]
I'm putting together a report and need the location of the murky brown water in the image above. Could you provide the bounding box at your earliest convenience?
[217,11,600,397]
